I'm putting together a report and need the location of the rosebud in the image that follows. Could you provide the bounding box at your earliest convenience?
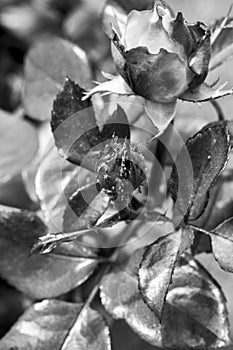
[96,137,146,204]
[109,0,211,104]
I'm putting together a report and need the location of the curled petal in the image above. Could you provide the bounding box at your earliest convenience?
[124,9,154,50]
[119,46,189,103]
[188,30,211,90]
[188,21,208,43]
[180,82,233,102]
[102,0,127,39]
[145,99,177,137]
[124,4,174,54]
[172,12,195,57]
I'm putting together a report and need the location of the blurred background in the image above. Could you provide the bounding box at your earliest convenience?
[0,0,233,349]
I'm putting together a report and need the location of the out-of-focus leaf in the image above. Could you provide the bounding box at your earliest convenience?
[138,228,194,319]
[0,111,38,185]
[162,256,231,349]
[0,4,59,43]
[0,299,111,350]
[24,38,92,121]
[100,248,162,347]
[111,320,160,350]
[209,217,233,273]
[169,121,231,222]
[210,16,233,71]
[0,209,98,299]
[180,82,233,102]
[51,78,130,168]
[35,143,95,232]
[0,280,31,338]
[63,0,105,40]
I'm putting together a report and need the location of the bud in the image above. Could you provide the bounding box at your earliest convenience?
[109,1,211,103]
[96,137,146,204]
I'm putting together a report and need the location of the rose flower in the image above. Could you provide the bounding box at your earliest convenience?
[85,0,233,136]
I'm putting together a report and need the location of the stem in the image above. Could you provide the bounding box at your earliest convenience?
[188,224,232,243]
[210,99,225,121]
[211,5,233,46]
[49,252,108,263]
[148,123,173,209]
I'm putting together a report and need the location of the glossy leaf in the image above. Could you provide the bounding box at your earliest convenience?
[101,247,230,348]
[193,155,233,231]
[210,217,233,273]
[0,111,38,185]
[51,78,130,168]
[210,16,233,71]
[138,228,194,319]
[51,77,99,168]
[169,121,231,222]
[100,249,162,347]
[0,300,111,350]
[162,256,231,349]
[24,37,92,121]
[0,209,98,299]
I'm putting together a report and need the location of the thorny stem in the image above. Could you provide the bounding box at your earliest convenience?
[210,99,225,121]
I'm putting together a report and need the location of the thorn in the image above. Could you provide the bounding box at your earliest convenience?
[209,77,220,88]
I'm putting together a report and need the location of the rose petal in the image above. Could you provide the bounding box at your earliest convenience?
[188,30,211,90]
[124,4,174,55]
[145,99,177,137]
[121,46,188,103]
[188,21,208,43]
[180,82,233,102]
[172,12,195,57]
[124,9,154,50]
[102,1,127,39]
